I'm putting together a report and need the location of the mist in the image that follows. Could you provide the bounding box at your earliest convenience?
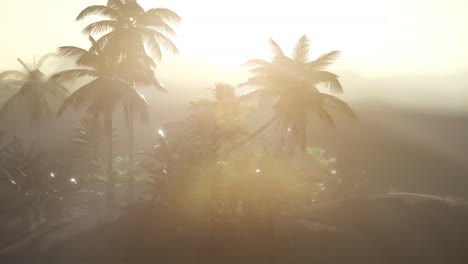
[1,0,468,264]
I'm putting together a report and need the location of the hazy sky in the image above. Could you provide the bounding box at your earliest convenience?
[0,0,467,111]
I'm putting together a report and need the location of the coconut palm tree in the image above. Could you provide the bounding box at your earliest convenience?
[51,37,148,207]
[234,35,356,155]
[187,83,250,156]
[0,54,69,144]
[76,0,180,197]
[76,0,179,61]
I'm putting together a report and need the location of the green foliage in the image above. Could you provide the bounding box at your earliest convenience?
[92,155,151,192]
[140,126,342,225]
[0,0,359,242]
[0,138,76,228]
[71,117,109,161]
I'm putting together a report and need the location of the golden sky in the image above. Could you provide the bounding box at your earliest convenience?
[0,0,467,110]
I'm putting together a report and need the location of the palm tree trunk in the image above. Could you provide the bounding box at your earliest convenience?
[90,150,98,212]
[34,122,40,151]
[300,128,306,158]
[128,104,135,200]
[105,110,115,208]
[227,115,278,153]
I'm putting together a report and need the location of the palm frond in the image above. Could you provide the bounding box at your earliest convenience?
[82,20,117,36]
[242,59,270,68]
[50,69,98,83]
[146,8,181,24]
[142,33,162,60]
[36,53,57,69]
[76,5,122,21]
[138,18,176,36]
[42,80,70,98]
[91,31,115,54]
[2,79,25,87]
[320,93,357,119]
[148,29,179,55]
[57,46,89,59]
[0,70,27,80]
[140,53,157,68]
[239,76,269,87]
[268,38,284,58]
[308,50,341,70]
[116,57,160,88]
[17,81,37,95]
[106,0,123,8]
[0,93,22,115]
[57,80,97,117]
[315,108,336,128]
[16,58,31,72]
[309,70,343,94]
[249,66,271,76]
[87,35,99,51]
[58,38,104,68]
[292,35,310,63]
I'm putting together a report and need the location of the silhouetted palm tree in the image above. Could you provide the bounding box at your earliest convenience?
[187,83,249,156]
[235,35,356,155]
[51,37,148,207]
[76,0,179,197]
[0,55,69,143]
[77,0,179,60]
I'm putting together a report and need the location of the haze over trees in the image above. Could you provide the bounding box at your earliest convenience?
[1,1,466,264]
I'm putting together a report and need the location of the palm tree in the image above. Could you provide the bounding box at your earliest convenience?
[0,55,69,144]
[76,0,180,197]
[51,37,148,207]
[77,0,179,60]
[71,117,114,207]
[233,35,356,155]
[187,83,250,156]
[0,138,50,228]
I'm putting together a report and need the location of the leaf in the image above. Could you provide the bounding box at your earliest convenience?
[57,46,89,59]
[308,51,341,70]
[138,14,176,36]
[268,38,284,58]
[51,69,98,83]
[76,5,122,21]
[0,70,27,80]
[36,53,57,69]
[320,93,357,119]
[143,29,179,56]
[146,8,181,24]
[82,20,117,36]
[292,35,310,63]
[56,79,98,117]
[309,70,343,94]
[16,58,31,72]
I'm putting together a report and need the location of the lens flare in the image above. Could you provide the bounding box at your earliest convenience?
[158,129,165,137]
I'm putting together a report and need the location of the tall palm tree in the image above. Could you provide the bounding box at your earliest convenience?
[77,0,179,60]
[233,35,356,155]
[51,37,148,207]
[0,55,69,144]
[76,0,180,197]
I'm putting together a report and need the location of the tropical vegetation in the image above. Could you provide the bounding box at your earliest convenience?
[0,0,359,260]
